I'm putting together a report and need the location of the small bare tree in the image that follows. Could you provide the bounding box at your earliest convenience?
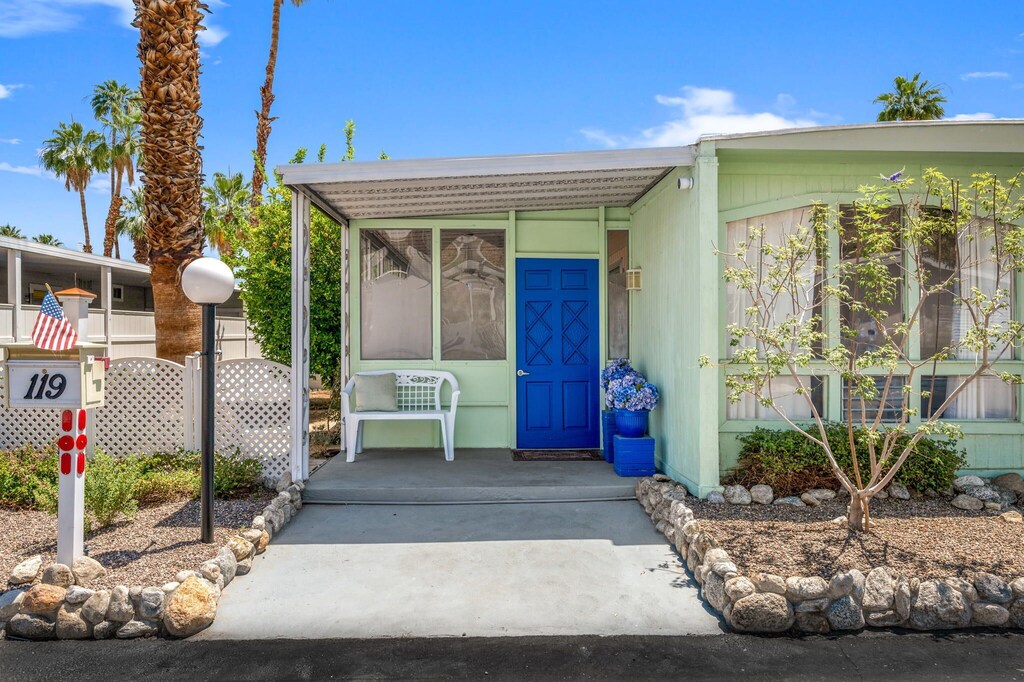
[704,169,1024,531]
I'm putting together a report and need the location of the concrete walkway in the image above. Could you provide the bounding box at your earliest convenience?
[303,449,637,504]
[200,501,723,639]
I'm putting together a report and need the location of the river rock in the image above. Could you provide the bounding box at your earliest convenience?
[71,556,106,585]
[275,472,293,492]
[6,613,55,640]
[865,610,904,627]
[862,567,895,611]
[106,586,134,623]
[725,576,756,602]
[250,515,266,531]
[827,595,865,630]
[92,620,118,639]
[963,485,1001,502]
[1001,511,1023,524]
[20,584,66,615]
[707,491,726,504]
[64,585,94,605]
[749,484,774,505]
[236,557,253,576]
[952,494,984,511]
[774,496,806,507]
[729,593,794,632]
[256,530,270,554]
[799,493,820,507]
[972,602,1010,626]
[828,569,864,601]
[806,489,836,501]
[752,572,787,595]
[895,578,912,619]
[41,563,74,588]
[1011,578,1024,598]
[138,587,165,620]
[163,576,219,638]
[241,528,263,545]
[943,576,979,602]
[993,472,1024,494]
[786,576,828,601]
[9,555,42,585]
[874,490,889,500]
[703,572,727,611]
[0,588,26,620]
[953,475,985,491]
[910,580,972,629]
[975,573,1012,604]
[214,547,238,587]
[225,536,255,563]
[1009,600,1024,628]
[723,485,751,505]
[887,483,911,500]
[116,619,159,639]
[795,612,830,633]
[81,590,110,624]
[55,603,91,639]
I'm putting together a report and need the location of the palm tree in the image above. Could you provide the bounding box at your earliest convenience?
[874,73,947,122]
[135,0,206,361]
[116,186,150,264]
[91,81,141,257]
[0,224,24,238]
[32,234,64,247]
[251,0,308,225]
[40,121,108,253]
[202,171,250,255]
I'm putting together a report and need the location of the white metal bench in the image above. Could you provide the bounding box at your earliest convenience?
[341,370,461,462]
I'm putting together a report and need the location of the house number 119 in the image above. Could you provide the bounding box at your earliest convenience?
[22,371,68,400]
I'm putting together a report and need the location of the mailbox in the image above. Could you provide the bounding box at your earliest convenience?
[2,343,106,410]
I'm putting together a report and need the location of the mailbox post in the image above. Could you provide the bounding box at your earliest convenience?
[1,287,106,566]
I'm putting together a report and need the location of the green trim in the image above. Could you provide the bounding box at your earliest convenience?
[507,210,517,448]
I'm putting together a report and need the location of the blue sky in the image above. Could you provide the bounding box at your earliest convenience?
[0,0,1022,253]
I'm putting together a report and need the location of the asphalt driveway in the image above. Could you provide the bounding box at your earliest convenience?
[198,501,723,639]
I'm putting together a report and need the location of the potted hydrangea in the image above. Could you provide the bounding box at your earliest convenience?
[601,359,660,438]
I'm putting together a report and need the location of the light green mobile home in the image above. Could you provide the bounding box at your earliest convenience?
[281,120,1024,496]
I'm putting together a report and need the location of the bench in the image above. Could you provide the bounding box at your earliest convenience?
[341,370,461,462]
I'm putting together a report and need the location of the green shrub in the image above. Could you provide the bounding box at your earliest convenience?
[0,445,59,511]
[84,450,140,530]
[213,450,264,497]
[724,423,966,496]
[136,448,265,500]
[135,469,198,504]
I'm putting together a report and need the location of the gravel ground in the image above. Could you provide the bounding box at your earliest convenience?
[691,496,1024,580]
[0,493,274,594]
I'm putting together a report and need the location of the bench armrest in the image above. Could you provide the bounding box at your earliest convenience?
[449,389,461,416]
[341,377,356,418]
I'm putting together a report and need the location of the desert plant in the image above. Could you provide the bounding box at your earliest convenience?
[83,450,140,530]
[707,169,1024,531]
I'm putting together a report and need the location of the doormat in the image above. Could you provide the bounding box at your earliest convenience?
[512,449,604,461]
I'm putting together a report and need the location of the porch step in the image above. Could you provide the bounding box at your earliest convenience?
[302,448,638,505]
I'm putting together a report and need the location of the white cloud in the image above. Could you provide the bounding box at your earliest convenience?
[581,86,824,148]
[0,161,53,178]
[0,84,24,100]
[961,71,1011,80]
[946,112,997,121]
[0,138,21,144]
[0,0,228,46]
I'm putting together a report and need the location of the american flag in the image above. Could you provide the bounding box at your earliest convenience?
[31,291,79,351]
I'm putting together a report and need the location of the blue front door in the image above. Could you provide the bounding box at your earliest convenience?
[515,258,600,449]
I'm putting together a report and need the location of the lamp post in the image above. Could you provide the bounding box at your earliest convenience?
[181,257,236,543]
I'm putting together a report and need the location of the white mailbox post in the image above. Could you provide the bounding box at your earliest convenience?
[1,288,106,565]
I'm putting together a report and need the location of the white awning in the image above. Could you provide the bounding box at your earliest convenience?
[276,147,695,221]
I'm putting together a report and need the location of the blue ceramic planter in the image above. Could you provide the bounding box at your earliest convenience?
[615,409,650,437]
[601,411,618,462]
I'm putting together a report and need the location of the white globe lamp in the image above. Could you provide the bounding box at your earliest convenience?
[181,257,234,543]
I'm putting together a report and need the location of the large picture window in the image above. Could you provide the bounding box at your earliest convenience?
[607,230,629,359]
[360,229,432,360]
[726,376,824,420]
[922,375,1017,420]
[440,230,506,360]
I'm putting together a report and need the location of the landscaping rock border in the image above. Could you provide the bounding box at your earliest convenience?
[636,475,1024,634]
[2,474,305,641]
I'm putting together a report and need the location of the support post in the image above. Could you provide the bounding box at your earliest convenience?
[201,303,216,543]
[7,248,22,341]
[100,265,113,355]
[56,409,87,565]
[290,190,311,481]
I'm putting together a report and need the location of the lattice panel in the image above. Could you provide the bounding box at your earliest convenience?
[0,367,62,450]
[215,359,292,483]
[395,373,443,411]
[92,358,186,457]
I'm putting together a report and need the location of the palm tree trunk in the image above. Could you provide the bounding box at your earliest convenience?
[114,238,121,259]
[135,0,206,361]
[132,235,149,264]
[103,173,123,257]
[250,0,284,225]
[78,189,92,253]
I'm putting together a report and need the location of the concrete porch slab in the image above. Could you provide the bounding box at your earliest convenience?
[303,448,637,504]
[199,501,723,639]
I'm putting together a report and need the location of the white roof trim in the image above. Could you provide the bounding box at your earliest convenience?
[700,118,1024,143]
[276,146,695,186]
[0,236,151,274]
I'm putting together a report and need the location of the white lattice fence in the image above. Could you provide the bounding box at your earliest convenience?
[215,359,292,482]
[0,366,61,449]
[92,357,186,457]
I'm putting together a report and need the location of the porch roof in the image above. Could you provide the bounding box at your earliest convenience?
[276,146,695,222]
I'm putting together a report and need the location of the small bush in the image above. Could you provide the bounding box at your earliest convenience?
[213,450,264,497]
[0,445,59,511]
[136,448,265,499]
[84,450,140,530]
[135,469,198,504]
[724,423,966,496]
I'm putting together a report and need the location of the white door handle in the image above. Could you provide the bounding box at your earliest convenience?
[516,370,530,377]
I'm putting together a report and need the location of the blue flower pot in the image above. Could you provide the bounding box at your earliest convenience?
[615,409,650,437]
[601,411,618,462]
